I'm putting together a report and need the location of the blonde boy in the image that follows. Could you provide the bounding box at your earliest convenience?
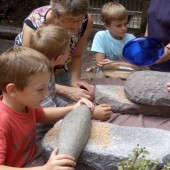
[91,2,136,71]
[0,46,93,169]
[30,25,113,141]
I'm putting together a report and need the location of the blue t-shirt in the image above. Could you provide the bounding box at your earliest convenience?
[147,0,170,72]
[91,30,135,61]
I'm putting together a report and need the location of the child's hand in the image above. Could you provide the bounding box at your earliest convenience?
[167,83,170,92]
[97,59,113,67]
[74,97,94,111]
[44,147,76,170]
[92,104,112,121]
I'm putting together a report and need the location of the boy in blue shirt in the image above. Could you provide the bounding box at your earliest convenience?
[91,2,137,72]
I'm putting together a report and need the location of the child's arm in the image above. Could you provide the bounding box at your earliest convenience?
[40,105,74,123]
[95,52,107,68]
[95,53,135,70]
[0,147,76,170]
[40,98,94,123]
[95,52,148,71]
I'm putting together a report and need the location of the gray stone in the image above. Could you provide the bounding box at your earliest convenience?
[42,121,170,169]
[57,105,91,161]
[0,25,22,40]
[0,39,14,54]
[95,85,170,117]
[124,70,170,107]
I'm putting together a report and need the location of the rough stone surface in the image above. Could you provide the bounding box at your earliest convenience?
[95,85,170,117]
[42,121,170,169]
[57,105,91,161]
[124,70,170,107]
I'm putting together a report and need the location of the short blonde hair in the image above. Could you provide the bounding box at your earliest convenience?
[0,46,53,92]
[30,25,71,60]
[101,2,127,25]
[50,0,89,16]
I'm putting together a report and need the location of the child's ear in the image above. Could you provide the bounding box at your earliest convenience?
[55,55,61,63]
[103,23,109,29]
[6,83,17,97]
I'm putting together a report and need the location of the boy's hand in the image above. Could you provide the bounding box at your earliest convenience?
[167,83,170,92]
[44,147,76,170]
[97,59,113,67]
[74,97,94,111]
[92,104,112,121]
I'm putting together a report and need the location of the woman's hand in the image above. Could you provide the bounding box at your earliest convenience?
[71,80,94,100]
[156,45,170,64]
[44,147,76,170]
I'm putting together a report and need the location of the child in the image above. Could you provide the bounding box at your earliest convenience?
[91,2,137,72]
[14,0,94,102]
[0,46,93,169]
[29,25,112,141]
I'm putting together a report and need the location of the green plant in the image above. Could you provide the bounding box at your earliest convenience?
[162,163,170,170]
[118,145,159,170]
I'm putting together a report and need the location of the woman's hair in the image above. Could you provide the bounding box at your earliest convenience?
[50,0,89,16]
[30,25,71,60]
[0,46,53,92]
[101,2,128,25]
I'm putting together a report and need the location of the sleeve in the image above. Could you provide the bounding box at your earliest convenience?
[35,107,45,123]
[91,32,106,54]
[127,34,136,41]
[55,96,68,107]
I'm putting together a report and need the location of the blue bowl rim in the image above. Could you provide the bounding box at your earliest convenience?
[122,36,164,66]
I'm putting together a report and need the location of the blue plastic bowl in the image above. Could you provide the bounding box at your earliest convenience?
[122,37,164,66]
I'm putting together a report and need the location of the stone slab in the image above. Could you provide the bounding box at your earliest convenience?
[124,71,170,107]
[0,25,22,40]
[42,121,170,169]
[0,38,14,54]
[95,85,170,117]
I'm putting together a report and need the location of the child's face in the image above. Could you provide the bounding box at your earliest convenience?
[107,18,128,39]
[14,71,50,111]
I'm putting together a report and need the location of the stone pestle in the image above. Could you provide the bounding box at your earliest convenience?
[57,104,91,161]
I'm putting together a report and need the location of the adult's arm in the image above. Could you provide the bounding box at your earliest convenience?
[68,14,93,83]
[22,23,35,47]
[145,23,148,36]
[55,14,94,101]
[156,43,170,63]
[55,84,94,101]
[68,14,94,94]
